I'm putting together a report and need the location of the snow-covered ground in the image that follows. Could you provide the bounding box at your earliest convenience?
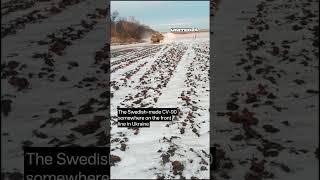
[2,0,109,178]
[211,0,319,179]
[110,33,210,179]
[2,0,318,179]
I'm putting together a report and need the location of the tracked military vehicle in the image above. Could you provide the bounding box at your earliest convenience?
[150,33,164,43]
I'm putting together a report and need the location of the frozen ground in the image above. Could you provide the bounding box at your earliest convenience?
[110,33,210,179]
[1,0,318,179]
[1,0,109,178]
[212,0,319,179]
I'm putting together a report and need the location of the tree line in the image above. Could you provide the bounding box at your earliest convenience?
[111,11,156,43]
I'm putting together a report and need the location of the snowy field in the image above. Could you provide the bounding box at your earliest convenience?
[1,0,318,179]
[211,0,319,179]
[2,0,109,178]
[110,33,210,179]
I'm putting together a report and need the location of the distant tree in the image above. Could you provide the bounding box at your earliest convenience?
[111,13,157,43]
[128,16,139,24]
[111,11,119,22]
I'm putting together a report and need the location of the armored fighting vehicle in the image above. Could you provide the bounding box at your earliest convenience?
[150,33,164,43]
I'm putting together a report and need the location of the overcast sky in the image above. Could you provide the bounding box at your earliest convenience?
[111,1,209,32]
